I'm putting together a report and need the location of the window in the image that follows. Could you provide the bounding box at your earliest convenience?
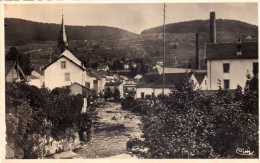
[141,92,145,99]
[253,62,258,75]
[65,73,70,81]
[223,79,230,89]
[61,61,66,69]
[223,63,230,73]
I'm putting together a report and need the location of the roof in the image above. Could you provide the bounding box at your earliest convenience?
[59,49,82,66]
[68,82,92,96]
[136,73,192,89]
[42,54,85,71]
[87,70,107,79]
[193,72,206,84]
[105,81,122,86]
[30,70,41,79]
[206,41,258,60]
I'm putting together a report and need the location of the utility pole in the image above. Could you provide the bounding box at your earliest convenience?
[162,3,166,96]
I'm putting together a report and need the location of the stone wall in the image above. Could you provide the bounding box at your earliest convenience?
[6,128,81,159]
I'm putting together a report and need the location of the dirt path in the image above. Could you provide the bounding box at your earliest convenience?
[74,102,143,158]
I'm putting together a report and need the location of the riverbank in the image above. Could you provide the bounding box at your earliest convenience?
[74,102,143,158]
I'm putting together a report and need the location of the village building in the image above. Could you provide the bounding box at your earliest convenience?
[35,14,105,96]
[68,82,92,97]
[206,41,258,90]
[155,64,193,74]
[41,49,87,90]
[135,73,200,98]
[86,70,106,94]
[205,11,258,90]
[122,79,137,97]
[104,81,124,98]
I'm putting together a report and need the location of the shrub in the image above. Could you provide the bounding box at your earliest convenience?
[129,79,258,158]
[6,83,93,158]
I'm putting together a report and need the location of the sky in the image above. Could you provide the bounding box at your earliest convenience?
[4,3,258,34]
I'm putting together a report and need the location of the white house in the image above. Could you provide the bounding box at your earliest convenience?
[86,71,106,94]
[42,49,87,90]
[155,64,192,74]
[206,41,258,90]
[39,14,103,94]
[135,73,200,98]
[122,79,137,97]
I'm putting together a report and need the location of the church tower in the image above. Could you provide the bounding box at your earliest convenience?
[57,14,69,54]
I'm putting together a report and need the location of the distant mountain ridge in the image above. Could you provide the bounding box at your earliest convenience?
[140,19,258,68]
[141,19,257,35]
[5,18,258,70]
[5,18,139,45]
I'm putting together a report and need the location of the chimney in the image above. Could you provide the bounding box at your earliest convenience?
[195,32,199,69]
[209,11,216,43]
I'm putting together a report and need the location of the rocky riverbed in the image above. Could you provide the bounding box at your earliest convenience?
[73,102,143,158]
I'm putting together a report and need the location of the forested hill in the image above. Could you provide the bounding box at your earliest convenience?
[140,19,258,68]
[142,19,257,35]
[5,18,258,70]
[5,18,139,45]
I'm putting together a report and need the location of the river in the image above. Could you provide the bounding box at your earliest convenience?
[74,102,143,158]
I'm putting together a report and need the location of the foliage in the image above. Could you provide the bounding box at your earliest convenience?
[121,96,152,115]
[6,46,32,75]
[6,83,94,158]
[124,78,258,158]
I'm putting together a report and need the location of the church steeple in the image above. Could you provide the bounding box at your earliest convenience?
[57,13,69,53]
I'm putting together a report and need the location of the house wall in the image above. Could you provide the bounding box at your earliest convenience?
[84,75,95,90]
[97,78,106,94]
[207,59,258,90]
[43,57,86,90]
[199,77,208,90]
[69,84,83,95]
[135,88,172,98]
[29,78,42,88]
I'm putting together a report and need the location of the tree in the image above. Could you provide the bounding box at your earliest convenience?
[128,77,258,158]
[6,47,19,61]
[19,54,32,76]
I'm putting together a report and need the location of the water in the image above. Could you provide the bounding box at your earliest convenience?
[74,102,143,158]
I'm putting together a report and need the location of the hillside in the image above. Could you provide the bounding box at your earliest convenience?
[141,19,258,68]
[5,18,147,70]
[5,18,258,70]
[5,18,140,44]
[142,19,257,35]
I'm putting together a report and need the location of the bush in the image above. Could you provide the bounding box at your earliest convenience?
[5,83,94,158]
[127,79,258,158]
[121,96,151,115]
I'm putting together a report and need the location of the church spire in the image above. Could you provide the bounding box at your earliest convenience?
[57,12,69,53]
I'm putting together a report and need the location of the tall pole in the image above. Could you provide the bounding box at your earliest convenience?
[162,3,166,96]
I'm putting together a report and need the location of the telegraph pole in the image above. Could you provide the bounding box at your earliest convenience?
[162,3,166,96]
